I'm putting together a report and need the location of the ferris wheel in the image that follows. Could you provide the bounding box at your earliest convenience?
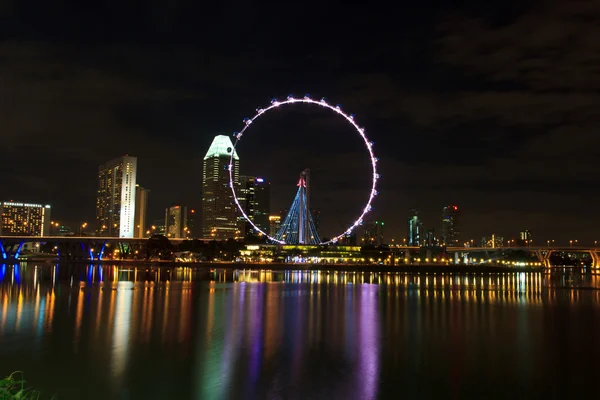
[229,95,379,245]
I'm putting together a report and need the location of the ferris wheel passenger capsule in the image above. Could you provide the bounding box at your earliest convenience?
[335,104,341,110]
[304,94,310,100]
[287,94,294,100]
[349,114,355,119]
[270,98,278,104]
[320,97,327,104]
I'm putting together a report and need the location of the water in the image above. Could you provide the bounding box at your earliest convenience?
[2,263,600,399]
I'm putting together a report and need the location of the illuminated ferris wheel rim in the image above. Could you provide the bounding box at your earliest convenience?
[228,95,379,245]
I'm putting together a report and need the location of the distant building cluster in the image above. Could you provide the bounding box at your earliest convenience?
[89,135,272,240]
[403,205,460,247]
[1,134,542,247]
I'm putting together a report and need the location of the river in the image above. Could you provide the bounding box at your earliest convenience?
[1,263,600,399]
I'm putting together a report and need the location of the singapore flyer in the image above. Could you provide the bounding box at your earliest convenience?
[228,95,379,245]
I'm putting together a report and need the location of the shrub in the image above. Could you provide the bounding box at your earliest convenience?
[0,372,46,400]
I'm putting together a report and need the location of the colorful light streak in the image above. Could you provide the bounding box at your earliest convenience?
[229,95,378,245]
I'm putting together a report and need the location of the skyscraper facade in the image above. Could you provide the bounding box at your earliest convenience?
[425,228,437,247]
[202,135,239,240]
[187,208,196,237]
[362,220,384,246]
[96,155,137,238]
[518,229,532,246]
[165,205,188,238]
[481,234,504,248]
[269,215,281,237]
[0,201,51,236]
[253,178,270,233]
[134,184,149,238]
[407,209,423,246]
[441,205,460,246]
[238,176,271,236]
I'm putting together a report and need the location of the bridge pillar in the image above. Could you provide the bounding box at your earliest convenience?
[590,251,600,270]
[97,241,108,260]
[0,241,25,260]
[542,250,552,268]
[454,252,459,265]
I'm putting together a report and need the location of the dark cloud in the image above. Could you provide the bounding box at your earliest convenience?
[437,1,600,91]
[1,1,599,243]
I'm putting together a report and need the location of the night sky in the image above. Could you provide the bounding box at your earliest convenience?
[1,0,599,244]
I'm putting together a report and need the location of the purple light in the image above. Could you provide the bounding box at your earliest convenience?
[256,177,264,183]
[228,95,378,245]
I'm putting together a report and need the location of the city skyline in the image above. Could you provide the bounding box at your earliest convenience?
[2,2,600,243]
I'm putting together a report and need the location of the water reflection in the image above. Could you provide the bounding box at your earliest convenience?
[1,264,600,398]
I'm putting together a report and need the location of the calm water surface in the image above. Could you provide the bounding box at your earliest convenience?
[1,263,600,399]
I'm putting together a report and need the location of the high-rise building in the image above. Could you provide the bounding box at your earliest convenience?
[0,201,51,236]
[441,205,460,246]
[362,220,384,246]
[311,208,321,237]
[425,228,437,247]
[269,215,281,237]
[481,234,504,248]
[165,205,188,238]
[187,208,196,237]
[518,230,532,246]
[253,178,270,233]
[340,230,357,246]
[151,218,166,236]
[96,155,137,238]
[407,209,423,246]
[201,135,239,240]
[238,176,271,236]
[134,184,149,238]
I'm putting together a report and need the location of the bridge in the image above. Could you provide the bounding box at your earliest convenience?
[383,245,600,268]
[1,235,598,268]
[0,235,194,261]
[444,246,599,268]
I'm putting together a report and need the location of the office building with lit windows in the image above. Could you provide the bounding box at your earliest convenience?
[134,184,149,238]
[201,135,239,240]
[238,176,271,236]
[481,234,504,248]
[518,229,532,246]
[407,209,423,246]
[187,208,197,237]
[269,215,281,237]
[0,201,51,236]
[165,204,189,238]
[96,155,137,238]
[441,205,460,246]
[362,220,384,246]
